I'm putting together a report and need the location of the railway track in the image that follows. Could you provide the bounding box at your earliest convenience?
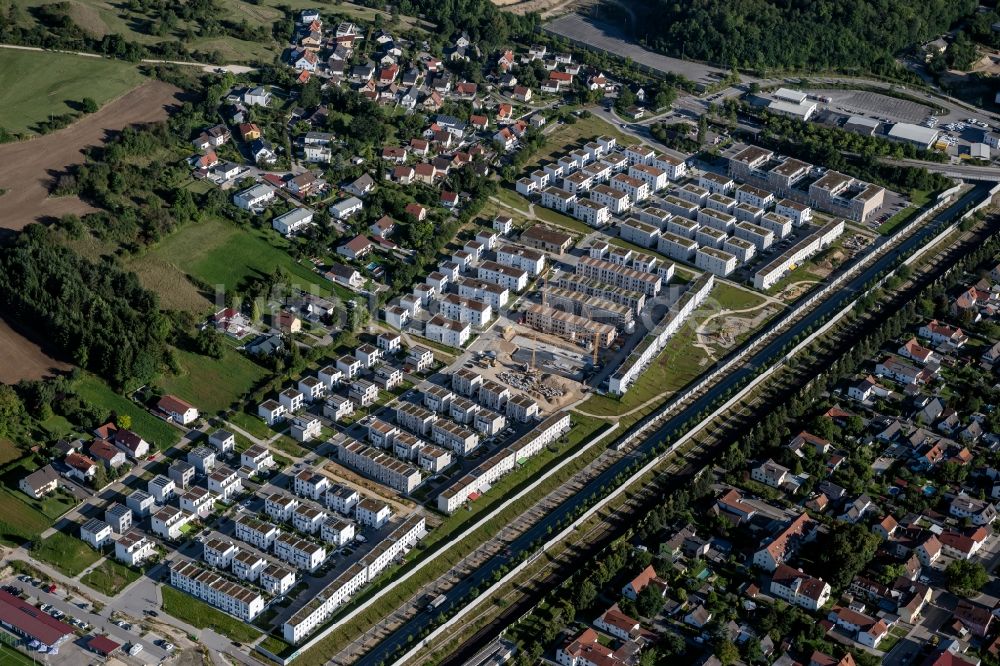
[422,216,999,666]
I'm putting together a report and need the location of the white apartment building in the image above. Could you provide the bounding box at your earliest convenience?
[81,518,113,550]
[180,486,214,519]
[356,498,391,529]
[265,492,300,523]
[456,277,509,309]
[695,225,727,249]
[321,517,356,547]
[115,529,155,566]
[477,261,529,292]
[573,198,611,227]
[261,563,297,596]
[575,256,661,296]
[235,515,281,550]
[170,561,264,621]
[426,315,472,348]
[629,163,667,192]
[652,152,687,180]
[695,247,738,277]
[724,237,757,263]
[432,420,480,455]
[496,245,546,277]
[697,208,737,234]
[325,484,360,516]
[619,218,661,249]
[241,444,275,474]
[294,469,331,501]
[589,183,630,214]
[540,186,576,213]
[609,173,650,203]
[734,221,774,250]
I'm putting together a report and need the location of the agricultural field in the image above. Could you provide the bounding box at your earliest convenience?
[7,0,425,63]
[157,346,268,416]
[31,531,101,576]
[80,558,141,596]
[0,439,19,467]
[134,216,333,299]
[74,374,182,448]
[0,49,146,135]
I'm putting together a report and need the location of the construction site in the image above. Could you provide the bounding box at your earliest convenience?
[464,323,596,414]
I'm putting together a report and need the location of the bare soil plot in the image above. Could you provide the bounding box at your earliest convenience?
[0,80,184,231]
[0,317,70,384]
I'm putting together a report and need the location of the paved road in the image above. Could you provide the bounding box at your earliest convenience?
[351,183,994,666]
[543,13,727,87]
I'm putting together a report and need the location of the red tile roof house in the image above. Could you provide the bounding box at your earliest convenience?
[621,564,668,601]
[809,651,856,666]
[768,564,831,611]
[65,451,97,482]
[716,488,756,522]
[88,439,127,468]
[405,203,427,221]
[955,598,993,637]
[594,603,641,641]
[157,394,199,425]
[556,628,638,666]
[898,337,938,365]
[753,512,815,571]
[827,607,888,648]
[337,234,374,261]
[114,429,149,460]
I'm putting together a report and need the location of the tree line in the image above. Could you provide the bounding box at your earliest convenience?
[0,226,170,390]
[630,0,976,77]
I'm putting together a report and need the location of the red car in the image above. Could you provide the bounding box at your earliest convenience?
[146,455,157,461]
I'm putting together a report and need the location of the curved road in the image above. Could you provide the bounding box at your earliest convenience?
[353,182,992,666]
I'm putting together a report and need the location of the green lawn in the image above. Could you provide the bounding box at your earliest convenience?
[0,488,73,545]
[711,281,769,311]
[580,308,713,423]
[528,114,633,165]
[32,531,102,577]
[0,49,145,135]
[877,189,934,236]
[135,216,332,298]
[161,585,263,643]
[228,412,271,440]
[260,635,292,656]
[157,346,268,415]
[75,374,181,449]
[80,558,141,596]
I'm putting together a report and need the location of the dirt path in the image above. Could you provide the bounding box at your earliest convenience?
[0,80,184,231]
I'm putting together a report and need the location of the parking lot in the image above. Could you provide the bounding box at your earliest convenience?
[2,574,173,664]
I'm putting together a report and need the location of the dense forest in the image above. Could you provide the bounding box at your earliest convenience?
[633,0,977,74]
[0,226,169,390]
